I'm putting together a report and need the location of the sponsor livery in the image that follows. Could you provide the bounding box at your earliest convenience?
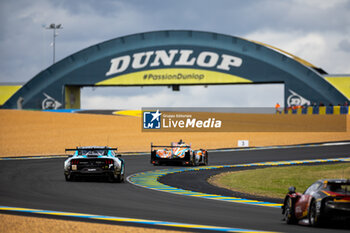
[151,140,208,166]
[282,179,350,226]
[156,143,189,159]
[64,146,125,182]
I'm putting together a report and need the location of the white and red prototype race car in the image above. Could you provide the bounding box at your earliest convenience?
[150,140,208,166]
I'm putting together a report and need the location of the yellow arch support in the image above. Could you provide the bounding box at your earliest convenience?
[0,85,22,105]
[324,76,350,100]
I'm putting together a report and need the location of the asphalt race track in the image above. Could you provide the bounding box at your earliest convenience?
[1,143,350,233]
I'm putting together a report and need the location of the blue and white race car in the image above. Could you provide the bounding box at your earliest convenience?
[64,146,125,182]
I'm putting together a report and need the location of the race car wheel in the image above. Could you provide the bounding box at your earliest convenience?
[65,173,73,181]
[117,173,124,183]
[204,152,208,165]
[110,174,120,183]
[152,160,160,166]
[151,150,159,165]
[283,197,296,224]
[308,200,322,227]
[110,172,125,183]
[191,152,198,166]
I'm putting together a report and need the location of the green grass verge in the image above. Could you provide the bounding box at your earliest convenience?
[208,163,350,199]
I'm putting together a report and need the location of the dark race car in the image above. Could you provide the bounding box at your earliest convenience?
[64,146,125,182]
[282,179,350,226]
[150,140,208,166]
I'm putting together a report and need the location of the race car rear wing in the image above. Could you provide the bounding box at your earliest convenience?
[325,179,350,185]
[151,143,190,149]
[65,147,118,152]
[65,147,120,158]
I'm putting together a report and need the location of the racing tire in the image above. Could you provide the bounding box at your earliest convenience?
[109,174,116,183]
[152,160,160,166]
[183,151,191,166]
[110,173,124,183]
[151,150,157,165]
[308,200,322,227]
[191,152,197,166]
[65,173,74,181]
[204,151,209,165]
[283,197,296,224]
[117,173,125,183]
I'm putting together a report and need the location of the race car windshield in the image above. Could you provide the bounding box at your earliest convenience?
[326,183,350,194]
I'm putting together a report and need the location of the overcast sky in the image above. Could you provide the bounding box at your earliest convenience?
[1,0,349,109]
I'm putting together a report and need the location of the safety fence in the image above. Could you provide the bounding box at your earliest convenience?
[284,106,349,114]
